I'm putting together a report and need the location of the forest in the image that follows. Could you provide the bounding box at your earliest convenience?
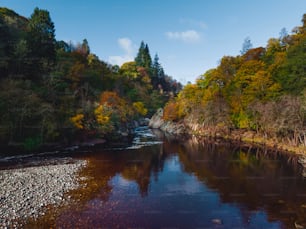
[163,14,306,152]
[0,7,182,150]
[1,7,305,153]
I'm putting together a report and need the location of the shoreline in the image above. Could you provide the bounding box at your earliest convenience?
[0,159,87,228]
[149,111,306,175]
[192,130,306,176]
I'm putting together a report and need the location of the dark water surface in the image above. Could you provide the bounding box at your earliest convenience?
[10,128,306,228]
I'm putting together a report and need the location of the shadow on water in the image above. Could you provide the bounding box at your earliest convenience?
[24,129,306,228]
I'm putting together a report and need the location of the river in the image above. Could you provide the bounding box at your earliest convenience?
[3,127,306,228]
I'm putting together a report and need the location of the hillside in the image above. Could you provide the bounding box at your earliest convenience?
[161,14,306,153]
[0,7,181,150]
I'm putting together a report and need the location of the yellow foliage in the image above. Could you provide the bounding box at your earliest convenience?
[94,105,111,125]
[70,113,84,129]
[100,91,130,122]
[93,104,114,134]
[133,102,148,116]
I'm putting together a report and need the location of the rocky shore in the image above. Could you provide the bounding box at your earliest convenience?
[0,159,86,228]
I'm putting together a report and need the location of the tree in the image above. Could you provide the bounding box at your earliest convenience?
[75,39,90,56]
[133,101,148,116]
[274,35,306,94]
[0,15,10,77]
[81,39,90,56]
[100,91,131,122]
[143,44,152,69]
[120,61,138,78]
[279,27,289,46]
[152,53,164,78]
[135,41,152,70]
[240,37,253,55]
[11,39,29,78]
[27,7,56,78]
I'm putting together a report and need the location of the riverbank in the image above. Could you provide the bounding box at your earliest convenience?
[0,159,87,228]
[149,109,306,175]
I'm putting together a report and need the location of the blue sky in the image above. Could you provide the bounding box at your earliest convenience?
[1,0,305,84]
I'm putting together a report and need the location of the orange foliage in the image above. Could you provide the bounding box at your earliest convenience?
[100,91,131,122]
[163,101,179,121]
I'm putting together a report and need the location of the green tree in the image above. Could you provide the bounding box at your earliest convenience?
[27,7,56,78]
[135,41,152,70]
[274,35,306,95]
[152,53,164,78]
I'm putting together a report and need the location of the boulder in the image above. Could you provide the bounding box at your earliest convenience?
[149,108,165,129]
[149,108,186,135]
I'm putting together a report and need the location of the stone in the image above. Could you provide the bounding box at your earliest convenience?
[0,160,86,227]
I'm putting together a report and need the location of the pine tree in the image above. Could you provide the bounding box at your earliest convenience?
[143,44,152,69]
[152,53,164,78]
[135,41,152,70]
[135,41,145,67]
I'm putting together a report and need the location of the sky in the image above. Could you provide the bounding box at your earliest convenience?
[1,0,305,84]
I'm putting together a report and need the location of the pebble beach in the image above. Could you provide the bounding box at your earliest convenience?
[0,159,86,228]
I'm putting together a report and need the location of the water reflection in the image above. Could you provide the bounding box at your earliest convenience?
[27,131,306,228]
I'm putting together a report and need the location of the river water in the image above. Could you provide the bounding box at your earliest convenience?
[6,127,306,228]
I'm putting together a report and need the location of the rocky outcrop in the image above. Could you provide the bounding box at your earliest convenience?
[149,108,186,135]
[149,108,164,129]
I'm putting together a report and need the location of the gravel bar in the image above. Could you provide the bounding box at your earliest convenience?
[0,159,87,228]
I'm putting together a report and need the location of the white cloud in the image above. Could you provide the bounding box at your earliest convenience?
[118,38,133,54]
[166,30,201,43]
[108,37,135,66]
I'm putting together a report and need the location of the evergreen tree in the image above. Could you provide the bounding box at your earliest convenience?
[78,39,90,56]
[26,7,56,78]
[135,41,145,67]
[135,41,152,70]
[152,53,163,78]
[143,44,152,69]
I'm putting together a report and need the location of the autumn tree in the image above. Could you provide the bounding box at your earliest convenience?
[120,61,138,78]
[100,91,131,123]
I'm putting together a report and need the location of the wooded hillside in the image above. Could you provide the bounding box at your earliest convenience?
[0,7,181,149]
[163,14,306,151]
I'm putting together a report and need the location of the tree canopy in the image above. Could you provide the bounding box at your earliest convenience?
[0,7,181,149]
[164,14,306,149]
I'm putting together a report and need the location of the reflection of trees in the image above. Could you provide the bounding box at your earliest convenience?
[176,138,306,228]
[79,142,176,198]
[28,144,175,227]
[27,137,305,228]
[120,145,168,196]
